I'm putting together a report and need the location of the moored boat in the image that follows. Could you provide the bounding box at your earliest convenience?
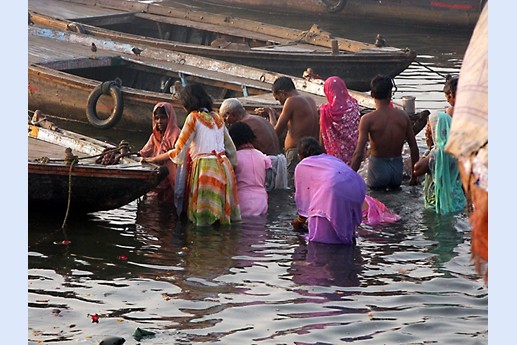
[188,0,483,30]
[28,0,416,92]
[28,111,168,215]
[28,14,429,135]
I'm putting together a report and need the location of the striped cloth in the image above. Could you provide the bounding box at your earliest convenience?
[169,110,241,226]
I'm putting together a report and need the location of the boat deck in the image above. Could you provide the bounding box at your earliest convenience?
[29,0,123,20]
[29,137,94,162]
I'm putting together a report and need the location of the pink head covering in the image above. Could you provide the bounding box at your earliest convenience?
[139,102,180,202]
[319,76,360,165]
[139,102,180,157]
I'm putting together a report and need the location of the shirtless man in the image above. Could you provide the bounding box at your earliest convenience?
[220,98,280,155]
[220,98,288,190]
[255,76,319,179]
[351,75,419,190]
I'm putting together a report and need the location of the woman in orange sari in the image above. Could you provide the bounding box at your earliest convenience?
[139,102,180,203]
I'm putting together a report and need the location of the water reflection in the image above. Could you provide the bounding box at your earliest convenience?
[290,240,362,288]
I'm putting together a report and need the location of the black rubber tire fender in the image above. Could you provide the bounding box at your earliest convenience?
[86,82,124,129]
[321,0,348,13]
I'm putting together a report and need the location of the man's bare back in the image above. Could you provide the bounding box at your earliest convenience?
[361,105,412,157]
[276,94,319,149]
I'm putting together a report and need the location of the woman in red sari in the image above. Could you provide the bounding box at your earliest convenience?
[319,76,360,165]
[139,102,180,203]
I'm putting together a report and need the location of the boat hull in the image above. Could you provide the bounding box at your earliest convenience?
[29,0,417,92]
[28,163,168,214]
[195,0,483,29]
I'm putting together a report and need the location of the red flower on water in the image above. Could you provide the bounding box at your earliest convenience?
[117,255,127,261]
[88,313,100,323]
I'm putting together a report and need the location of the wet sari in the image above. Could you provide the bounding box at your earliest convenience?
[319,76,360,165]
[424,112,466,214]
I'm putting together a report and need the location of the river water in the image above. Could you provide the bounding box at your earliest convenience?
[28,2,487,344]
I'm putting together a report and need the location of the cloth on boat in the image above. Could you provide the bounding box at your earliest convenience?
[169,110,241,226]
[234,148,272,217]
[424,111,466,215]
[319,76,360,165]
[139,102,180,202]
[367,155,403,189]
[362,195,401,225]
[294,153,366,244]
[265,154,288,191]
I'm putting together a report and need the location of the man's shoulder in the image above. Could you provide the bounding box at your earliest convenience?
[242,115,275,131]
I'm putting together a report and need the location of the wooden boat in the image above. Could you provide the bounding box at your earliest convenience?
[189,0,484,30]
[29,16,429,135]
[28,111,168,215]
[29,24,291,131]
[28,0,417,92]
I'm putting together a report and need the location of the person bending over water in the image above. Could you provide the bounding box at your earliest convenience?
[229,122,272,217]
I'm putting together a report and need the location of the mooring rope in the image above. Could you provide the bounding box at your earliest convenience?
[61,158,77,230]
[413,59,449,79]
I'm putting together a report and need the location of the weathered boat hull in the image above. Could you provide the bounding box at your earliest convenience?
[29,0,417,91]
[29,162,168,214]
[28,122,168,214]
[194,0,483,29]
[29,64,172,132]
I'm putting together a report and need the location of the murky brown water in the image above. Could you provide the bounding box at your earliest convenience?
[28,2,486,344]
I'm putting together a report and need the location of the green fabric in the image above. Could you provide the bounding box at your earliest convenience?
[424,112,466,214]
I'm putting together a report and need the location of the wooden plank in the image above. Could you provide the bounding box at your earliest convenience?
[29,0,123,20]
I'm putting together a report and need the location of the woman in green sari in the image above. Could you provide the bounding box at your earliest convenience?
[414,111,466,214]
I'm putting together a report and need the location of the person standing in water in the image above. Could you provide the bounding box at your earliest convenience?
[143,84,241,226]
[351,75,419,190]
[255,76,319,182]
[139,102,180,203]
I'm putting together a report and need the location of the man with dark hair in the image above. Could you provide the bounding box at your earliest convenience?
[255,76,319,181]
[351,75,419,190]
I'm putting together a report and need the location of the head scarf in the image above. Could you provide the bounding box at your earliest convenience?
[424,111,466,214]
[139,102,181,202]
[139,102,180,157]
[319,76,360,165]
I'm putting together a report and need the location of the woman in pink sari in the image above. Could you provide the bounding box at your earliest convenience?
[229,121,272,217]
[292,137,400,244]
[139,102,181,203]
[319,76,360,165]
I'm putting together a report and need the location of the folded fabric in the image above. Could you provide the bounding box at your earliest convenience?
[362,195,401,225]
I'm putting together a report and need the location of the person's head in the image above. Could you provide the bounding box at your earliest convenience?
[323,76,349,102]
[219,98,246,125]
[153,103,169,132]
[272,76,296,105]
[443,75,459,106]
[152,102,177,133]
[180,83,213,113]
[370,75,393,100]
[229,121,256,149]
[297,136,324,160]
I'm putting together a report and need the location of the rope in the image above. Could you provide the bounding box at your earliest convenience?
[33,144,137,164]
[61,158,77,230]
[413,59,449,79]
